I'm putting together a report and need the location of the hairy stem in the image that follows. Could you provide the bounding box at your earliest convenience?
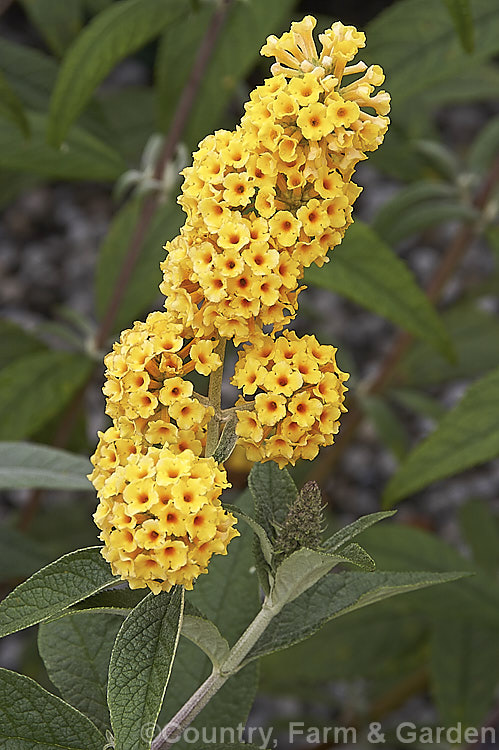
[205,338,227,456]
[152,600,278,750]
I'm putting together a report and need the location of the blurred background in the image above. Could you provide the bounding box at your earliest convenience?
[1,0,499,747]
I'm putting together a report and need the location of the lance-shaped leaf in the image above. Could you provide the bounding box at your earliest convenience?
[0,69,29,136]
[323,511,396,553]
[21,0,83,57]
[248,461,297,541]
[38,612,122,734]
[0,112,124,181]
[384,366,499,506]
[0,350,93,441]
[71,588,147,615]
[182,613,230,669]
[108,586,184,750]
[269,546,374,611]
[397,303,499,387]
[160,490,260,737]
[0,442,91,490]
[249,570,465,661]
[442,0,475,53]
[0,525,50,581]
[305,221,453,358]
[372,180,458,241]
[0,547,117,638]
[431,621,499,729]
[0,667,105,749]
[48,0,187,145]
[459,499,499,576]
[224,503,273,566]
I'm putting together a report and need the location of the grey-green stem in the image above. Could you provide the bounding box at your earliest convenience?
[151,598,280,750]
[205,338,227,457]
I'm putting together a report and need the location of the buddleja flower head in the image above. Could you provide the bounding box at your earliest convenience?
[232,331,348,468]
[90,15,389,593]
[91,441,237,594]
[160,16,389,344]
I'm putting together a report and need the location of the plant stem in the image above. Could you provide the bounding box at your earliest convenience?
[205,338,227,456]
[152,600,278,750]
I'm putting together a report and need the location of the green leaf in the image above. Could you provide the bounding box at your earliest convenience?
[0,667,105,749]
[95,197,183,334]
[389,388,447,421]
[156,0,297,148]
[365,0,499,114]
[421,63,499,110]
[0,317,46,369]
[0,547,117,638]
[269,548,364,610]
[431,621,499,729]
[468,115,499,175]
[359,524,499,626]
[382,200,476,245]
[21,0,83,57]
[71,588,147,615]
[442,0,475,53]
[0,525,50,581]
[160,491,260,740]
[384,367,499,506]
[224,503,273,566]
[0,442,91,490]
[0,350,93,441]
[48,0,187,146]
[0,38,57,112]
[248,462,297,543]
[372,180,458,243]
[415,139,461,180]
[0,38,109,144]
[0,69,29,136]
[261,602,426,691]
[0,111,124,181]
[459,499,499,575]
[249,570,463,661]
[248,462,297,591]
[181,613,230,668]
[98,85,155,163]
[323,511,396,553]
[398,303,499,386]
[304,221,453,359]
[38,612,122,734]
[108,587,184,750]
[360,395,409,460]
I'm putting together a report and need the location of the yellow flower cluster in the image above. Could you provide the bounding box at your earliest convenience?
[91,436,237,594]
[90,312,240,593]
[102,311,217,451]
[232,331,349,469]
[160,16,389,344]
[90,16,389,592]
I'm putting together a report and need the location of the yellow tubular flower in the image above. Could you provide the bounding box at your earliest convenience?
[160,16,388,344]
[91,446,238,594]
[231,331,349,467]
[91,15,387,594]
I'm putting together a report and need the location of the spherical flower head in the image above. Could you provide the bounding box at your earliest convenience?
[231,330,349,469]
[100,311,215,452]
[92,445,238,594]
